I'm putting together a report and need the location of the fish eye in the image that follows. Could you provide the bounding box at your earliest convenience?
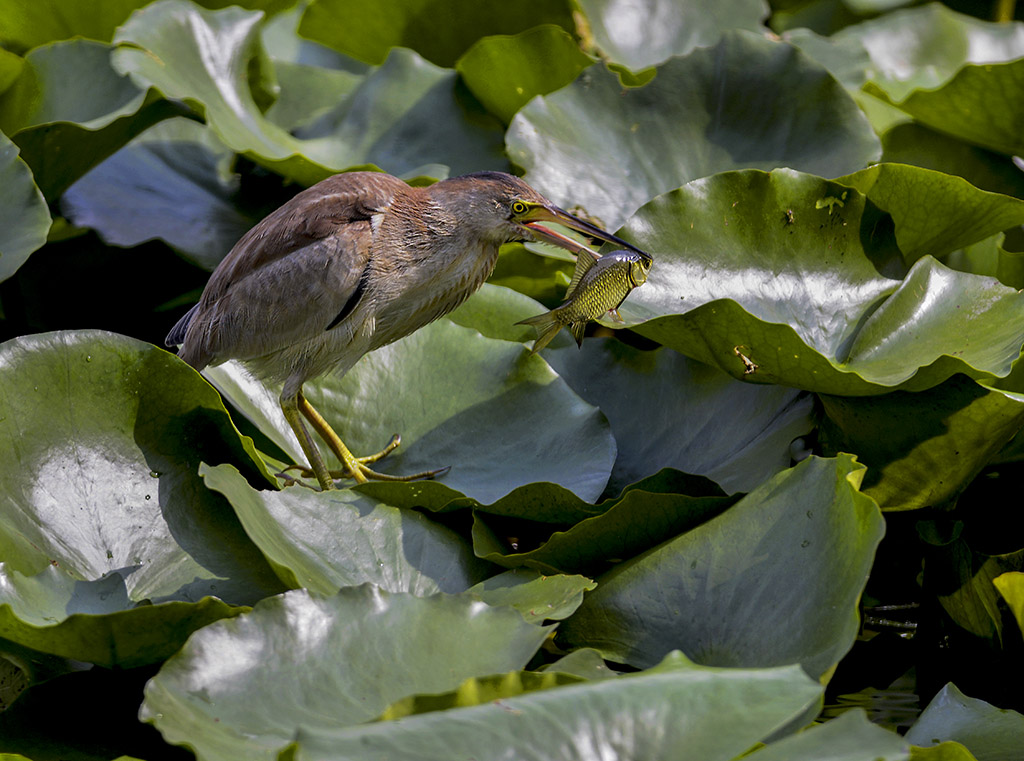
[510,200,529,216]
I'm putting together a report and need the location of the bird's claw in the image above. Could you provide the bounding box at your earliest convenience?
[279,434,449,486]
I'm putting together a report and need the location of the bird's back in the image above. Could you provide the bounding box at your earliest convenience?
[166,172,409,375]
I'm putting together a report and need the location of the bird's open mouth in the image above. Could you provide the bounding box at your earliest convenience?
[520,204,652,262]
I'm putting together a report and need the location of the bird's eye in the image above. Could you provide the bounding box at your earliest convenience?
[510,200,529,216]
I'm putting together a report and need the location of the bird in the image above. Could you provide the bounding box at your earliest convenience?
[165,170,645,491]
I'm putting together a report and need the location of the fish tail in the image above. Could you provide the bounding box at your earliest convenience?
[516,311,562,354]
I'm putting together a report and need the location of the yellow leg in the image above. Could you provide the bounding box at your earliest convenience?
[280,390,337,491]
[289,390,449,487]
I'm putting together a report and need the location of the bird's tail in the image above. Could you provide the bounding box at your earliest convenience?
[516,311,562,355]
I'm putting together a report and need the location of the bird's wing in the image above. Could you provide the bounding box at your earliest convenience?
[178,172,407,366]
[201,172,406,304]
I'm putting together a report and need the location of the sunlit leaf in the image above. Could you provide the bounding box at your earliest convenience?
[508,31,880,229]
[0,564,245,668]
[200,462,490,596]
[834,4,1024,102]
[377,669,588,720]
[619,169,1024,395]
[0,331,285,665]
[288,653,823,761]
[466,568,595,623]
[832,4,1024,157]
[576,0,768,71]
[559,455,883,681]
[141,585,553,761]
[112,0,504,185]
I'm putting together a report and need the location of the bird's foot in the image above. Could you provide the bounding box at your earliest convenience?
[281,434,450,485]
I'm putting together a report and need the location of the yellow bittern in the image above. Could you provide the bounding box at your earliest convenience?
[166,170,644,490]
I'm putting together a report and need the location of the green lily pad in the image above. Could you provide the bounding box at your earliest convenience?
[868,59,1024,158]
[0,39,181,200]
[834,4,1024,101]
[836,164,1024,266]
[456,25,592,124]
[993,572,1024,637]
[559,455,884,680]
[0,48,23,96]
[0,564,245,668]
[911,742,979,761]
[880,123,1024,202]
[288,653,823,761]
[576,0,768,71]
[0,40,144,136]
[0,0,287,52]
[61,117,254,271]
[0,331,281,600]
[508,31,880,229]
[140,585,554,761]
[111,0,330,185]
[820,376,1024,511]
[200,462,490,596]
[447,281,550,343]
[906,683,1024,761]
[472,470,736,575]
[263,60,364,131]
[486,246,575,307]
[378,669,588,720]
[747,708,908,760]
[202,318,615,504]
[298,0,575,67]
[466,568,595,623]
[831,5,1024,157]
[539,647,618,679]
[0,131,50,283]
[291,47,506,177]
[916,520,1024,642]
[0,331,285,664]
[942,233,1024,290]
[619,169,1024,395]
[545,338,814,495]
[111,0,504,185]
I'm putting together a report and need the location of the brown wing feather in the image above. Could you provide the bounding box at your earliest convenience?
[175,171,407,369]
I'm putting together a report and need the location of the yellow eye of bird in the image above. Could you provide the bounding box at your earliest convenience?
[511,200,529,216]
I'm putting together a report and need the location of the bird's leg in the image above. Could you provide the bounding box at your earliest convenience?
[296,391,450,484]
[280,389,337,491]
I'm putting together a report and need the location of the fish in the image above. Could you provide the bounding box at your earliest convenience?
[517,248,652,353]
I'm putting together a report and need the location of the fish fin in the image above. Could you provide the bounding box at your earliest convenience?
[565,249,599,298]
[569,320,587,347]
[607,308,624,323]
[516,311,562,354]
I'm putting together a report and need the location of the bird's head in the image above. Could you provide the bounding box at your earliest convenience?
[431,171,650,260]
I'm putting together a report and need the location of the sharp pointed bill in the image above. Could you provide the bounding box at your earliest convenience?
[517,249,653,354]
[517,203,651,260]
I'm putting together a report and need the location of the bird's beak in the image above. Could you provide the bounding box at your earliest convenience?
[520,204,652,261]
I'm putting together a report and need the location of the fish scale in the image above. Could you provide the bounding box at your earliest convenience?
[517,249,653,353]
